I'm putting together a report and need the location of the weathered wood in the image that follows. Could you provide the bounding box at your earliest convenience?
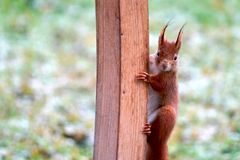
[118,0,149,159]
[94,0,149,159]
[94,0,121,159]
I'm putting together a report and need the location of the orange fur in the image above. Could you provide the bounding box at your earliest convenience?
[137,23,184,160]
[147,106,176,160]
[146,72,178,160]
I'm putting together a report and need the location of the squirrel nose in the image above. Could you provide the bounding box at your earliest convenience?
[162,63,167,70]
[163,59,168,63]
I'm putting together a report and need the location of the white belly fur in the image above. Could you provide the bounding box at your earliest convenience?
[148,87,161,123]
[148,53,162,124]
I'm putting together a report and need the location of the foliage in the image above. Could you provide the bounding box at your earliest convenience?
[149,1,240,159]
[0,0,239,159]
[0,0,95,159]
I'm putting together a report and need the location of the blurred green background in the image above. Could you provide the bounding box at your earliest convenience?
[0,0,240,159]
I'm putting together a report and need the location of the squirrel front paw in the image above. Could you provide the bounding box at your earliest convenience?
[136,72,150,82]
[142,123,151,135]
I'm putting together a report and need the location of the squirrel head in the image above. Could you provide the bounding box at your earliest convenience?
[149,23,184,74]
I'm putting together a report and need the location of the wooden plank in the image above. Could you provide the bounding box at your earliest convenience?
[94,0,148,159]
[94,0,120,159]
[118,0,149,159]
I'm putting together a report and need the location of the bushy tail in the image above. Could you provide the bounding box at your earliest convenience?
[146,105,176,160]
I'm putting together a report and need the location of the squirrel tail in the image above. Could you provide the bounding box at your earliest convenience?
[146,105,176,160]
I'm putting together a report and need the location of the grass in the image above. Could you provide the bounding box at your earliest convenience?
[0,0,240,159]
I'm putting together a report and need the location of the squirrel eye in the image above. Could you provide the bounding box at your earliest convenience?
[173,56,178,60]
[157,52,160,56]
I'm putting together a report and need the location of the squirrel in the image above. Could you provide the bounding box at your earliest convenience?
[136,23,184,160]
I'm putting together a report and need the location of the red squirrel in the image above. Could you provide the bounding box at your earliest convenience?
[136,23,184,160]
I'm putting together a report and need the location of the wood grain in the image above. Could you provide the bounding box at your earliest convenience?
[118,0,149,159]
[94,0,120,159]
[94,0,148,159]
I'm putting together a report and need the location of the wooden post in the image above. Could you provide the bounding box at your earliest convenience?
[94,0,149,159]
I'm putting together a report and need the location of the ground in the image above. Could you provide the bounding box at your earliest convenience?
[0,0,240,159]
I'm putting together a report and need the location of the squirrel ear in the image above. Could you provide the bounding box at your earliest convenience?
[175,24,185,50]
[158,23,169,49]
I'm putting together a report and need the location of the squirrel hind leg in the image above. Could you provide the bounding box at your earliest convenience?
[147,105,176,160]
[150,105,177,143]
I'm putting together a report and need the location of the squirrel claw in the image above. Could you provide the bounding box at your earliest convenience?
[142,123,151,135]
[136,72,150,82]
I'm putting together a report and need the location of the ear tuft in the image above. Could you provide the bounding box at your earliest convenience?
[158,21,171,49]
[175,23,186,50]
